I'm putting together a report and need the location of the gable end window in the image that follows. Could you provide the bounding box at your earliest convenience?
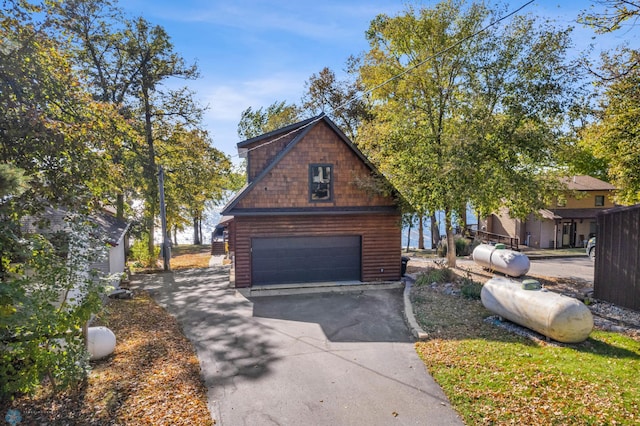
[309,164,332,202]
[595,195,605,206]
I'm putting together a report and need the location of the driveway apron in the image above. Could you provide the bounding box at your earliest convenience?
[132,267,463,426]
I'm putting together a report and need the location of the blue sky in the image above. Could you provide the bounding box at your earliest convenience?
[119,0,638,160]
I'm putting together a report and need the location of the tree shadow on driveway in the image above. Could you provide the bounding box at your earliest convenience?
[131,268,464,425]
[130,267,280,386]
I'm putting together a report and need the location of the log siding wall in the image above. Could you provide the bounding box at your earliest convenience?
[232,214,402,288]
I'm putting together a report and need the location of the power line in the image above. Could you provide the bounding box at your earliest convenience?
[239,115,325,156]
[233,0,535,157]
[336,0,536,112]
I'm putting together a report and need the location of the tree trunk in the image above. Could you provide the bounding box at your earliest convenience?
[405,218,412,252]
[193,216,201,245]
[147,214,155,261]
[198,214,203,245]
[445,209,457,268]
[116,194,124,220]
[418,215,425,250]
[430,212,439,249]
[173,225,178,246]
[459,204,467,230]
[142,80,157,260]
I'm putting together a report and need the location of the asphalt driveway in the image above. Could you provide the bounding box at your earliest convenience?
[132,267,462,426]
[454,256,594,285]
[528,257,594,283]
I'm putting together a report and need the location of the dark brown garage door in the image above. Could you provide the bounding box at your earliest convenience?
[251,235,361,285]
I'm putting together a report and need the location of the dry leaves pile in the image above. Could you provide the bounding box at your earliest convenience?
[4,291,214,425]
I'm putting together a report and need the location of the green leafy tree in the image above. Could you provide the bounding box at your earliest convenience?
[51,1,204,257]
[237,101,300,140]
[301,66,371,141]
[158,127,233,244]
[118,16,202,257]
[357,1,575,266]
[215,161,249,210]
[1,215,112,397]
[580,50,640,204]
[49,0,139,219]
[1,3,125,211]
[0,3,126,397]
[575,1,640,204]
[0,164,28,199]
[579,0,640,35]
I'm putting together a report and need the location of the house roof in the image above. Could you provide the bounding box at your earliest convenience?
[92,211,130,245]
[237,115,321,150]
[561,175,616,191]
[539,208,607,220]
[218,215,234,225]
[22,206,130,246]
[221,114,394,216]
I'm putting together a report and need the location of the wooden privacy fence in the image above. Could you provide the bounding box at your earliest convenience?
[594,204,640,311]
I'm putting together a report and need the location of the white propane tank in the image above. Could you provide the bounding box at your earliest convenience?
[87,326,116,360]
[472,243,530,277]
[481,277,593,343]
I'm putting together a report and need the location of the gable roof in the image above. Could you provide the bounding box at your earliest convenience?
[92,211,131,245]
[22,206,130,246]
[561,175,616,191]
[222,114,394,216]
[237,115,321,151]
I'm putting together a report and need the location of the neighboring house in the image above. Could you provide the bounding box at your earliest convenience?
[485,175,616,249]
[22,206,131,281]
[220,114,402,288]
[90,211,131,280]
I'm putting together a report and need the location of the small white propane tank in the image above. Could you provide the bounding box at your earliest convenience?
[87,326,116,360]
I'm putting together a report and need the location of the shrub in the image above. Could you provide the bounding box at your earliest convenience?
[460,278,483,299]
[1,215,111,399]
[129,234,160,267]
[437,236,476,257]
[416,265,457,285]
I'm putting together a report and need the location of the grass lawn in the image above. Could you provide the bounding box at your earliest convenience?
[411,276,640,425]
[131,244,213,272]
[171,244,212,269]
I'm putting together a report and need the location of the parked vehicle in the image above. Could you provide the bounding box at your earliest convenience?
[586,237,596,261]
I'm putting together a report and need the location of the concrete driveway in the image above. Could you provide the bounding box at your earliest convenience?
[132,267,462,426]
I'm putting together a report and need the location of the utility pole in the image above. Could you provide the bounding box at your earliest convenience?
[158,165,171,271]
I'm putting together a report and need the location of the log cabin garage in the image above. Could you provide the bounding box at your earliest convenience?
[220,114,402,288]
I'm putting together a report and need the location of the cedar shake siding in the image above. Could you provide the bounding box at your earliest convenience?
[244,131,299,182]
[231,214,401,288]
[236,122,395,210]
[241,116,320,182]
[222,114,402,288]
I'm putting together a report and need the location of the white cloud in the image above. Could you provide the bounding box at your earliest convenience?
[202,72,306,121]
